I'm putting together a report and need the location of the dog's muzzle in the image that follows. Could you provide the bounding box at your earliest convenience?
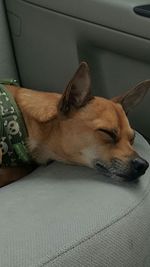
[94,156,149,181]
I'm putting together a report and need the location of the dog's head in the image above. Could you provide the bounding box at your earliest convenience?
[54,62,149,181]
[23,62,149,181]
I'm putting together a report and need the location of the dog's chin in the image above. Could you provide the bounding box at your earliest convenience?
[94,161,139,183]
[115,173,140,183]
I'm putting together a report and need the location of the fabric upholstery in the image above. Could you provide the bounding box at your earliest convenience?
[0,0,18,79]
[0,132,150,267]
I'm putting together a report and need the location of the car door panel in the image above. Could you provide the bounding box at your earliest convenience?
[17,0,150,39]
[5,0,150,138]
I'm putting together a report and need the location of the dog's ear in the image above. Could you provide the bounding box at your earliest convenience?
[112,80,150,114]
[59,62,93,114]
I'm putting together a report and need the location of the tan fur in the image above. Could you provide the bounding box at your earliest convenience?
[0,62,149,187]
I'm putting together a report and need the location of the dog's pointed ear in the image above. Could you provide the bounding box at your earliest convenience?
[59,62,93,114]
[112,80,150,114]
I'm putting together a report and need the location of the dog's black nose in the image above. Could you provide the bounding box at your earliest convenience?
[132,157,149,176]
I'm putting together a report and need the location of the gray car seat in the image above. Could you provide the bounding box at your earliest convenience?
[0,1,150,266]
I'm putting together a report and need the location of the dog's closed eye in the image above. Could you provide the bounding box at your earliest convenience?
[97,128,118,143]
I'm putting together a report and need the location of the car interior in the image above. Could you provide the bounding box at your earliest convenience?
[0,0,150,266]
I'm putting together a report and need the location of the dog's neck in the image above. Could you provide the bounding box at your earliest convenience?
[25,115,66,164]
[7,85,66,164]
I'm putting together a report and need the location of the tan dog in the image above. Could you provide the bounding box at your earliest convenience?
[0,62,149,187]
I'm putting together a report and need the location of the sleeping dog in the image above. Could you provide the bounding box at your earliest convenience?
[0,62,149,187]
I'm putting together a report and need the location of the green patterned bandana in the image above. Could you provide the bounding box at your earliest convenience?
[0,80,32,166]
